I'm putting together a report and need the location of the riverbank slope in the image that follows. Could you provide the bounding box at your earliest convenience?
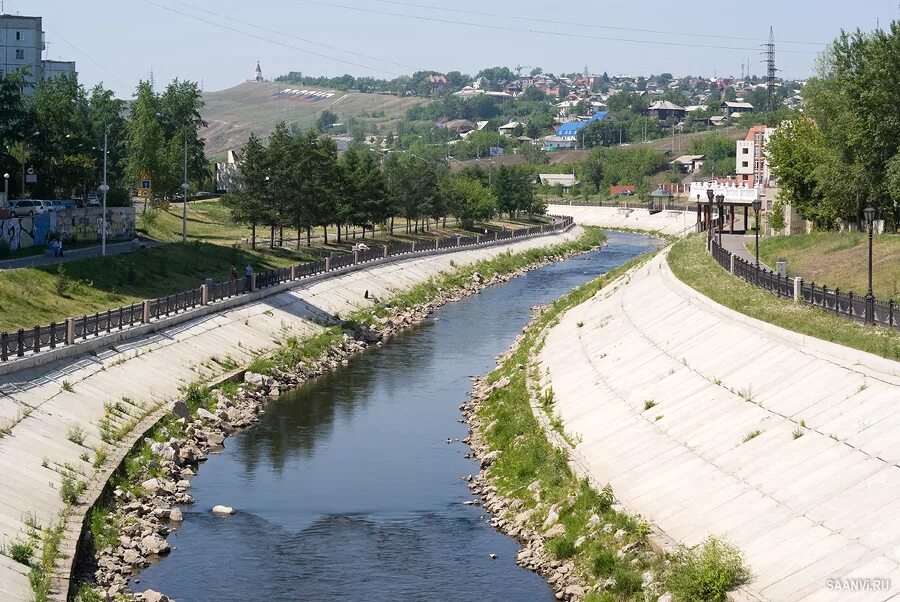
[535,249,900,601]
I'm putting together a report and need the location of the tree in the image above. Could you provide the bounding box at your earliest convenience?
[491,165,536,217]
[580,149,605,193]
[579,120,620,149]
[441,175,497,228]
[316,109,338,132]
[221,133,269,248]
[0,69,29,197]
[125,81,165,200]
[339,147,388,236]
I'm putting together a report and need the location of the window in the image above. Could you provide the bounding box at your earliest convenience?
[742,175,749,181]
[16,31,21,40]
[742,147,749,154]
[15,49,25,60]
[742,161,749,168]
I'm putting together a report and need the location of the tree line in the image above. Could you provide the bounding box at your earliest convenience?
[221,123,545,248]
[766,21,900,229]
[0,68,208,202]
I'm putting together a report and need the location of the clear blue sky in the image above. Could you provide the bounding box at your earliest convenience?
[12,0,900,98]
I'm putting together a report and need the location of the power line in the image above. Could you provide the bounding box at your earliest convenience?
[138,0,406,76]
[299,0,820,55]
[373,0,826,47]
[169,0,425,72]
[44,27,128,86]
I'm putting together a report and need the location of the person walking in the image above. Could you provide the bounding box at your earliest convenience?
[244,264,253,291]
[230,265,238,281]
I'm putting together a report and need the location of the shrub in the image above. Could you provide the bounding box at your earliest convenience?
[547,535,577,560]
[667,536,751,602]
[60,472,86,505]
[56,265,71,297]
[9,540,34,566]
[591,549,616,576]
[66,424,86,446]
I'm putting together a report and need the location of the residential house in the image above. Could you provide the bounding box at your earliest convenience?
[736,125,775,187]
[645,100,686,120]
[442,119,477,135]
[670,154,705,174]
[541,135,576,151]
[429,74,448,95]
[555,121,587,140]
[498,121,524,136]
[721,100,754,115]
[215,150,241,194]
[539,174,578,189]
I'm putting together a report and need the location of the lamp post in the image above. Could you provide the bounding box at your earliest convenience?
[716,194,725,247]
[2,173,8,208]
[98,124,110,256]
[752,199,761,267]
[864,206,876,324]
[22,131,39,196]
[706,187,714,242]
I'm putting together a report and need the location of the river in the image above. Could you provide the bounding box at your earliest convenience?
[132,231,658,601]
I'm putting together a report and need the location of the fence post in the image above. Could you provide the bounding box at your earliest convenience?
[142,300,151,323]
[250,273,257,292]
[33,326,40,354]
[476,235,480,244]
[456,235,461,247]
[383,245,388,258]
[353,250,359,264]
[201,284,209,306]
[411,242,416,253]
[729,254,735,274]
[65,318,75,345]
[325,257,332,271]
[290,265,297,280]
[435,238,439,250]
[793,277,802,304]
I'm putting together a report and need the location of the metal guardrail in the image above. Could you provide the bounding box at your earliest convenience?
[0,216,575,362]
[709,239,898,330]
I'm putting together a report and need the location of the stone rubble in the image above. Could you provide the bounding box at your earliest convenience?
[77,244,592,601]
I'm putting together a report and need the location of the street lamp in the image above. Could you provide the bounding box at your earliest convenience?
[98,123,110,256]
[752,199,761,267]
[716,194,725,247]
[2,173,8,208]
[181,130,189,244]
[864,206,877,324]
[706,187,714,242]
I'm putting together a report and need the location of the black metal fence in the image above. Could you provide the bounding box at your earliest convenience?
[710,239,898,330]
[0,216,575,362]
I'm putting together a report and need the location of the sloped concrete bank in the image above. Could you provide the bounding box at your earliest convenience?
[62,231,600,602]
[0,226,582,602]
[535,249,900,601]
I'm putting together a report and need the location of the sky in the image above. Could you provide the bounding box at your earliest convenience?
[11,0,900,98]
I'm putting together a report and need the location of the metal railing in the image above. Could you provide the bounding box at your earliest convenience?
[0,216,575,362]
[709,239,898,330]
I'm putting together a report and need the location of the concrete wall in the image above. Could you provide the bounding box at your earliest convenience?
[537,250,900,601]
[0,207,135,251]
[548,204,696,238]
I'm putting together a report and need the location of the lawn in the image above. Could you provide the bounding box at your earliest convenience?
[670,234,900,361]
[755,232,900,300]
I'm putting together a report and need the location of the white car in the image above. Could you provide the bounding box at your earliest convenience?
[9,199,48,217]
[352,243,370,252]
[87,194,101,207]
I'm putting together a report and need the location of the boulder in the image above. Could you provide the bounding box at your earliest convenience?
[139,534,170,556]
[169,508,183,522]
[141,591,170,602]
[122,548,142,565]
[150,441,178,461]
[140,478,161,494]
[197,408,218,423]
[545,523,566,539]
[244,371,271,387]
[480,450,501,468]
[171,401,191,421]
[212,505,235,515]
[564,585,585,598]
[657,594,673,602]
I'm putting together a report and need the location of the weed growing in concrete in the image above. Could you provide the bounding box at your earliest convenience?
[79,452,89,463]
[67,424,86,446]
[41,457,49,468]
[792,427,804,440]
[93,446,107,469]
[8,539,34,566]
[643,400,657,411]
[60,471,86,504]
[576,321,584,328]
[742,429,762,443]
[666,536,751,602]
[655,415,664,421]
[61,380,74,392]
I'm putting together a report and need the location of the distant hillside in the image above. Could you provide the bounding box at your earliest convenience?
[200,81,428,156]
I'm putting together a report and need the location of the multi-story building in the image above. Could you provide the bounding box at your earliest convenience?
[736,125,775,188]
[0,13,76,86]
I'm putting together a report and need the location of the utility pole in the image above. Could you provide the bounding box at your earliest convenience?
[98,124,110,256]
[763,26,777,112]
[181,129,189,243]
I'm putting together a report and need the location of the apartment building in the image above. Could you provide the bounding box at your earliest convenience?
[0,13,76,86]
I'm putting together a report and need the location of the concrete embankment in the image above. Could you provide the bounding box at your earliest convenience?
[535,250,900,601]
[548,204,695,238]
[0,227,580,602]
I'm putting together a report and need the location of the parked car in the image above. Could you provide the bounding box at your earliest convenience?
[87,193,100,207]
[618,190,635,197]
[47,200,67,212]
[9,199,48,217]
[60,199,79,209]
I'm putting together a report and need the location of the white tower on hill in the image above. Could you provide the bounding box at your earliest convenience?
[255,61,263,82]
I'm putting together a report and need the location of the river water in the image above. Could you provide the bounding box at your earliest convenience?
[133,232,657,601]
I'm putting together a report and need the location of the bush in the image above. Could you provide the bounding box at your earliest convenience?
[591,549,616,576]
[60,472,86,505]
[66,424,86,446]
[56,265,71,297]
[9,540,34,566]
[547,535,577,560]
[667,536,752,602]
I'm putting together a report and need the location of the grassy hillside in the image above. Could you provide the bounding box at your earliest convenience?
[757,232,900,300]
[201,81,427,155]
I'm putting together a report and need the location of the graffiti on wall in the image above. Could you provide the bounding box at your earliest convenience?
[0,208,135,251]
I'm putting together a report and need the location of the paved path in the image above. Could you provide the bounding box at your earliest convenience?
[0,239,159,270]
[548,205,696,238]
[722,233,771,269]
[537,250,900,602]
[0,227,580,601]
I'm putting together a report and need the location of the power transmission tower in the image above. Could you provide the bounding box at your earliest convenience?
[763,26,777,111]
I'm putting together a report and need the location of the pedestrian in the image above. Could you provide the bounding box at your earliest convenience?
[48,239,56,256]
[230,265,237,281]
[57,238,63,257]
[244,264,253,291]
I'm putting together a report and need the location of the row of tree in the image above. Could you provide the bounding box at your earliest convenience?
[767,22,900,228]
[0,68,208,202]
[222,124,544,248]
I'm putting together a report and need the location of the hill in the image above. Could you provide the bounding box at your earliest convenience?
[200,81,428,156]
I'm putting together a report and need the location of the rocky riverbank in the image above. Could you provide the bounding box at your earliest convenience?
[75,244,598,602]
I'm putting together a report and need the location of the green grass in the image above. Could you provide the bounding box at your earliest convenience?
[756,232,900,300]
[473,247,751,600]
[670,235,900,361]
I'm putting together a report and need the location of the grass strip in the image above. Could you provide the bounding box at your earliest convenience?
[669,235,900,361]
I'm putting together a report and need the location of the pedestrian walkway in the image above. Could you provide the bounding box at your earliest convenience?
[537,250,900,601]
[721,233,767,267]
[0,239,158,270]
